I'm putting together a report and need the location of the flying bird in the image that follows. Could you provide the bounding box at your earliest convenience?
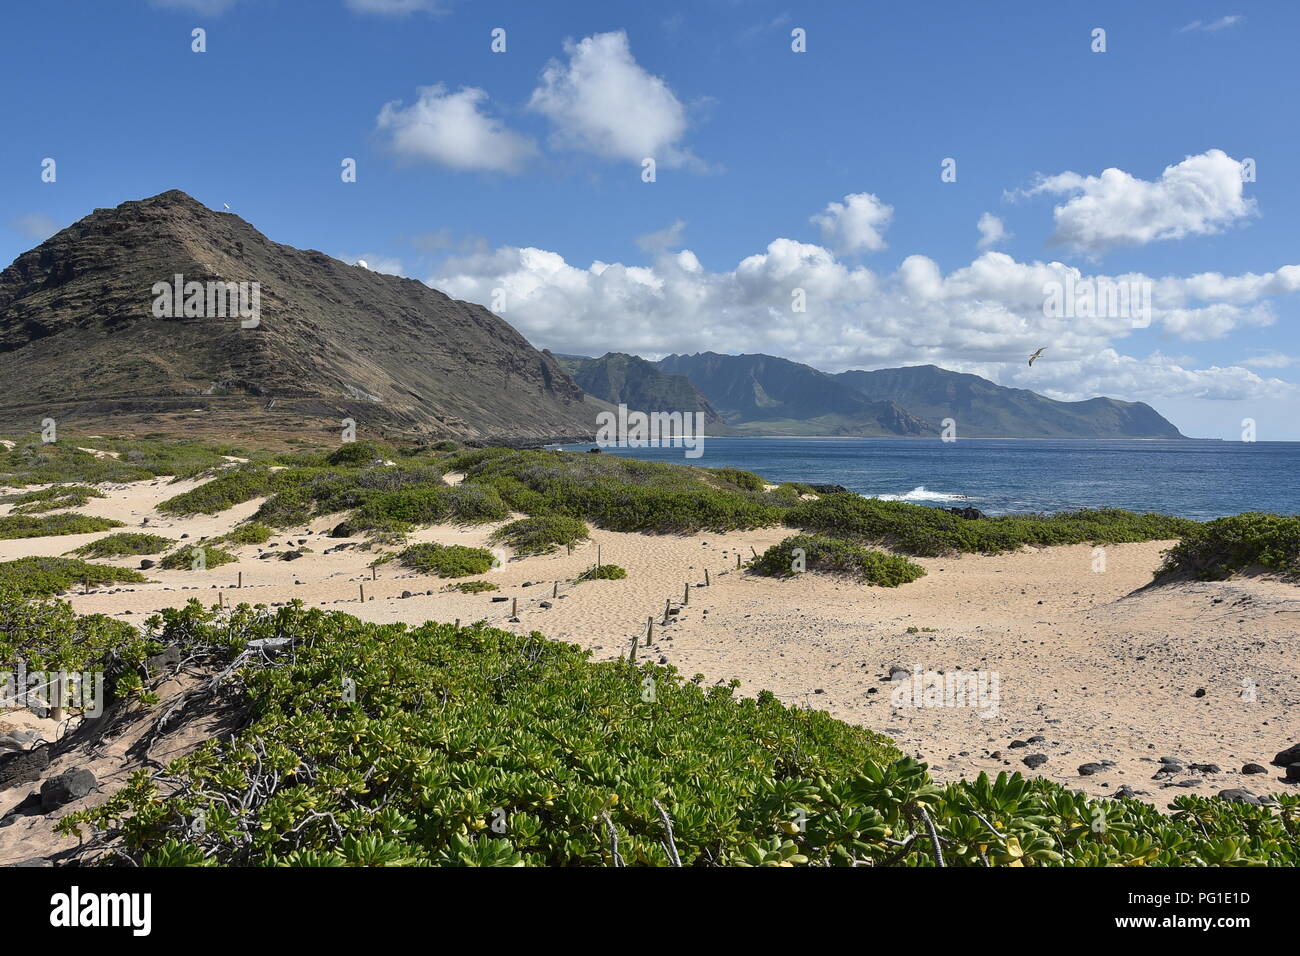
[1028,347,1047,366]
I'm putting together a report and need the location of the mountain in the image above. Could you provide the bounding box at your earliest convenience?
[653,352,1184,439]
[0,190,595,443]
[654,352,936,436]
[557,352,725,425]
[834,365,1185,438]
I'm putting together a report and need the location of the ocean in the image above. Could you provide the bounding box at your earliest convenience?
[554,437,1298,520]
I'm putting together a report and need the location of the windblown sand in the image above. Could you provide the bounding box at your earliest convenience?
[3,474,1297,813]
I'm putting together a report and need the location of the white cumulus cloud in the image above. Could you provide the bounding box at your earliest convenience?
[1018,149,1256,255]
[811,193,893,254]
[976,212,1010,250]
[376,85,537,174]
[528,31,697,168]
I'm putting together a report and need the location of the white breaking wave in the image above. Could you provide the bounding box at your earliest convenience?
[872,486,973,503]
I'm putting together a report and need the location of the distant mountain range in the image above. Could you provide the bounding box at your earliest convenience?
[0,191,1184,444]
[569,351,1185,439]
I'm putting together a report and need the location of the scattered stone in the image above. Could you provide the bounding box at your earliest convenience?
[40,768,97,811]
[1078,763,1106,776]
[1242,763,1268,775]
[1008,740,1028,749]
[1218,789,1262,806]
[139,559,156,570]
[1272,743,1300,767]
[0,748,50,791]
[1022,754,1048,769]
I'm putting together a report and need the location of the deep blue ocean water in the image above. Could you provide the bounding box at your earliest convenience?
[554,438,1298,520]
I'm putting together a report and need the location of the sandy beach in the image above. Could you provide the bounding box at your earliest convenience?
[3,471,1297,826]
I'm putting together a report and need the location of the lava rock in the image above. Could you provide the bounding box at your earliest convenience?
[0,748,50,792]
[1078,763,1106,776]
[1242,763,1268,775]
[1218,789,1262,806]
[1273,743,1300,767]
[1022,754,1048,769]
[40,768,97,811]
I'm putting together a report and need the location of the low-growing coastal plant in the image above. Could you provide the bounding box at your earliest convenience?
[0,557,147,599]
[396,543,496,578]
[53,602,1299,867]
[11,484,106,514]
[785,495,1196,558]
[159,543,238,571]
[215,522,274,546]
[443,580,499,593]
[576,563,627,582]
[490,515,590,556]
[1157,512,1300,581]
[0,512,124,540]
[72,532,175,558]
[750,535,926,587]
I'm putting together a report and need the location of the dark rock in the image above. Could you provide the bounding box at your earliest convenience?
[1022,754,1048,769]
[1078,763,1106,776]
[808,484,851,495]
[145,645,182,674]
[491,596,508,602]
[1189,763,1221,774]
[1272,743,1300,767]
[280,550,303,561]
[945,506,986,520]
[0,731,43,753]
[0,747,50,791]
[1242,763,1268,775]
[1288,763,1300,782]
[40,768,97,811]
[400,591,412,599]
[539,601,553,609]
[1193,687,1206,698]
[139,559,156,570]
[1008,740,1028,749]
[1218,789,1262,806]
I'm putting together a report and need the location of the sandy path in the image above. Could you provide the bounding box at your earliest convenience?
[3,477,1296,809]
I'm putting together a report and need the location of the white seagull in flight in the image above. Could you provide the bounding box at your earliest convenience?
[1028,347,1047,366]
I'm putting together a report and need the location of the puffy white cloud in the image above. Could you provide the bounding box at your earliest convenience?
[811,193,893,254]
[528,31,697,167]
[1018,149,1256,255]
[377,85,537,174]
[976,212,1010,250]
[429,201,1300,407]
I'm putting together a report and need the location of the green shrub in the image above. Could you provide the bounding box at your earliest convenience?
[159,544,238,571]
[785,495,1195,557]
[57,601,1300,866]
[326,441,390,467]
[0,557,147,599]
[444,580,499,593]
[397,543,496,578]
[218,522,274,546]
[490,515,590,556]
[708,467,767,492]
[750,535,926,587]
[1157,512,1300,581]
[157,467,274,516]
[0,437,252,487]
[0,512,124,540]
[448,448,785,534]
[576,564,627,582]
[72,532,175,558]
[11,484,106,513]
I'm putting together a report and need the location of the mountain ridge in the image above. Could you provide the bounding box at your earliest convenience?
[0,190,596,443]
[652,352,1185,439]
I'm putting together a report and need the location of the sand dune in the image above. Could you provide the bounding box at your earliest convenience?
[3,475,1296,812]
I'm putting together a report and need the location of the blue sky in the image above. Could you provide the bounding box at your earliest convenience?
[3,0,1299,438]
